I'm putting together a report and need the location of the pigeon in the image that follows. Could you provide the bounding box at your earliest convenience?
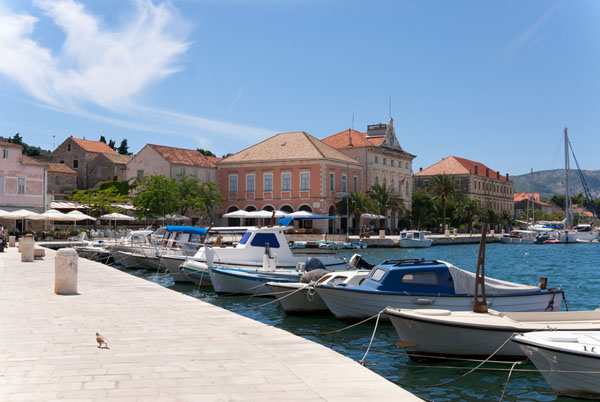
[96,332,108,348]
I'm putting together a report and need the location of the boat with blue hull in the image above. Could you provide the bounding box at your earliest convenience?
[315,259,563,320]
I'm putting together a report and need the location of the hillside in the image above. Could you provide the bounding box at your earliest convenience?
[512,169,600,200]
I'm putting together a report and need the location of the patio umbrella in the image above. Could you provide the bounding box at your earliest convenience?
[246,210,289,218]
[0,209,11,218]
[33,209,73,221]
[361,213,386,220]
[223,210,249,218]
[4,209,41,232]
[67,210,96,221]
[288,211,336,219]
[165,213,189,221]
[99,212,135,231]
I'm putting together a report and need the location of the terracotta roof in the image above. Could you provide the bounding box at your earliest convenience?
[21,155,46,166]
[0,141,22,148]
[70,137,118,154]
[149,144,220,167]
[45,162,77,174]
[219,132,360,165]
[100,153,133,164]
[321,129,414,157]
[514,192,541,202]
[415,156,510,181]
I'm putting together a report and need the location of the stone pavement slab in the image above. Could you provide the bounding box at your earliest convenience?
[0,247,421,401]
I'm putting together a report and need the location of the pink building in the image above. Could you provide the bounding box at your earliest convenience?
[217,132,362,234]
[0,141,47,230]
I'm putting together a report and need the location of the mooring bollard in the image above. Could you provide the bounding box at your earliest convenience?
[20,234,34,262]
[55,248,78,295]
[8,236,15,247]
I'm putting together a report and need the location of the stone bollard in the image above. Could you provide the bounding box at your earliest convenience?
[55,248,78,295]
[8,236,16,247]
[20,234,34,262]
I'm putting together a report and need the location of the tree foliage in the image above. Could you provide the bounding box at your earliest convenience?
[132,175,179,219]
[108,139,116,150]
[0,133,51,157]
[411,192,437,229]
[117,139,131,155]
[98,179,135,196]
[99,135,107,144]
[196,148,216,157]
[336,192,376,234]
[69,187,128,217]
[426,174,462,230]
[453,198,484,233]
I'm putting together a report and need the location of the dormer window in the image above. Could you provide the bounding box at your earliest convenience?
[67,144,71,152]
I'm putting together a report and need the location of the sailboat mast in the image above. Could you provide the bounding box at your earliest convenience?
[564,127,572,229]
[530,168,535,223]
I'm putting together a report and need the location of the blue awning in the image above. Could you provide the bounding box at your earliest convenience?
[166,225,208,235]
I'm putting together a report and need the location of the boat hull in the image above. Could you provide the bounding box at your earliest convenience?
[209,267,303,296]
[266,282,329,314]
[179,260,213,287]
[559,231,599,243]
[315,286,563,320]
[499,237,535,244]
[397,239,432,248]
[160,255,192,283]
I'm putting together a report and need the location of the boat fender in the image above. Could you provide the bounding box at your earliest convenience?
[300,269,329,284]
[414,309,451,316]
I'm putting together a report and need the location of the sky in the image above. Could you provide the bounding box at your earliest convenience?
[0,0,598,176]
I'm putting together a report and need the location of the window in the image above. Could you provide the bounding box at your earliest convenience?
[0,176,3,193]
[300,172,309,191]
[329,172,335,192]
[96,166,102,175]
[391,160,394,167]
[180,168,186,176]
[205,171,211,182]
[374,156,379,163]
[250,233,280,248]
[370,268,386,282]
[73,159,79,169]
[341,174,347,193]
[229,175,238,192]
[193,169,198,179]
[401,272,439,285]
[353,176,358,192]
[239,231,252,244]
[405,162,408,169]
[2,149,7,159]
[59,160,64,164]
[374,176,379,185]
[55,175,59,185]
[264,173,273,192]
[137,170,144,180]
[67,143,71,152]
[383,158,387,165]
[246,174,255,192]
[282,173,291,191]
[18,178,25,194]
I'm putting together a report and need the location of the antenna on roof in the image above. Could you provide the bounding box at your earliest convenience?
[351,112,354,130]
[389,97,392,119]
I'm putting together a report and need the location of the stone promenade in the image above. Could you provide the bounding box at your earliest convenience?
[0,247,420,401]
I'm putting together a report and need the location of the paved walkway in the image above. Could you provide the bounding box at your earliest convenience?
[0,247,420,401]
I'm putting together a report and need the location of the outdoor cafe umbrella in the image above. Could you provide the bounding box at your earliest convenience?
[99,212,135,231]
[67,210,96,230]
[4,209,41,232]
[222,210,250,218]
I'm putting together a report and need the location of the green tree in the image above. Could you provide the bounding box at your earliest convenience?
[196,148,216,157]
[367,184,405,230]
[453,198,484,233]
[117,139,131,155]
[69,187,127,217]
[98,179,134,196]
[108,139,116,150]
[411,192,436,229]
[336,192,376,234]
[132,175,179,219]
[9,132,23,145]
[99,135,107,144]
[426,174,462,231]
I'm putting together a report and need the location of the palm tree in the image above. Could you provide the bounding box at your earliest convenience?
[336,192,376,234]
[367,184,406,231]
[426,174,462,231]
[453,198,484,233]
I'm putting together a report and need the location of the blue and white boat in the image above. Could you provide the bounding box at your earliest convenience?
[315,259,564,320]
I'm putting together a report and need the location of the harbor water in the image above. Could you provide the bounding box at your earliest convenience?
[114,243,599,402]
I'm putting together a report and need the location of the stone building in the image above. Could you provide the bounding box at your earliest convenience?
[126,144,219,184]
[88,153,132,188]
[414,156,514,215]
[46,162,77,195]
[51,137,119,189]
[217,131,362,234]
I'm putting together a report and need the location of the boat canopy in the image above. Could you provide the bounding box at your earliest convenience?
[166,225,209,235]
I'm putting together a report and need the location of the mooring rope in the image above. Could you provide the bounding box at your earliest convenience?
[359,311,382,365]
[234,285,307,312]
[499,360,523,402]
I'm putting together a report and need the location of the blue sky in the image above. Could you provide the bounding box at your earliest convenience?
[0,0,598,175]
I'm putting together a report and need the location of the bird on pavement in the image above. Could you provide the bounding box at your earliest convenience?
[96,332,108,348]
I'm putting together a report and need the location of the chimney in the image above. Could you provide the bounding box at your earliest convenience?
[486,168,489,177]
[496,171,500,179]
[506,173,510,181]
[348,129,352,147]
[419,167,423,172]
[474,166,478,175]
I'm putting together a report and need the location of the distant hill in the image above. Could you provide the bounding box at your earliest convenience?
[512,169,600,200]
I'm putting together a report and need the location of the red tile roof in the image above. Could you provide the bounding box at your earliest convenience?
[321,129,414,157]
[70,137,118,154]
[514,192,541,202]
[0,141,23,148]
[45,162,77,174]
[100,153,133,164]
[416,156,510,181]
[149,144,220,167]
[21,155,46,166]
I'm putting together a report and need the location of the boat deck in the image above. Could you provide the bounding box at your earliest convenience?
[0,246,420,401]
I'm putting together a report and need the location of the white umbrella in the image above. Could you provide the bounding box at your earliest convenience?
[246,210,289,218]
[99,212,135,221]
[33,209,73,221]
[0,209,11,218]
[165,213,189,221]
[67,210,97,221]
[6,209,41,219]
[223,210,249,218]
[361,213,386,220]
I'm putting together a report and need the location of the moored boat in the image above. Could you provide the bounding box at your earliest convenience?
[397,230,432,248]
[386,308,600,360]
[499,230,537,244]
[514,331,600,399]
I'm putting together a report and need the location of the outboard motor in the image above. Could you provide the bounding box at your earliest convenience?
[305,257,326,272]
[348,253,375,270]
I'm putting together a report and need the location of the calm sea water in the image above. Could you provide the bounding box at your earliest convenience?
[115,243,599,402]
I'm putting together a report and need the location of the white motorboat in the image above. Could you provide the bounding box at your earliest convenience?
[266,270,371,315]
[108,229,154,263]
[386,308,600,360]
[397,230,432,248]
[315,259,563,321]
[499,230,537,244]
[179,224,348,286]
[514,331,600,399]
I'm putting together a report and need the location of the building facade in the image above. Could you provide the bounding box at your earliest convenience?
[46,162,77,195]
[217,131,363,234]
[0,141,47,214]
[51,137,119,189]
[88,153,132,188]
[414,156,514,215]
[126,144,218,184]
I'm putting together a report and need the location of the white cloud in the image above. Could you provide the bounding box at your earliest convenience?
[0,0,273,144]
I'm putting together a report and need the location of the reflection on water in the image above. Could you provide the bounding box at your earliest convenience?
[114,243,599,402]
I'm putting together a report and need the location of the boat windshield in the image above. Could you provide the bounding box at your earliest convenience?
[239,232,252,245]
